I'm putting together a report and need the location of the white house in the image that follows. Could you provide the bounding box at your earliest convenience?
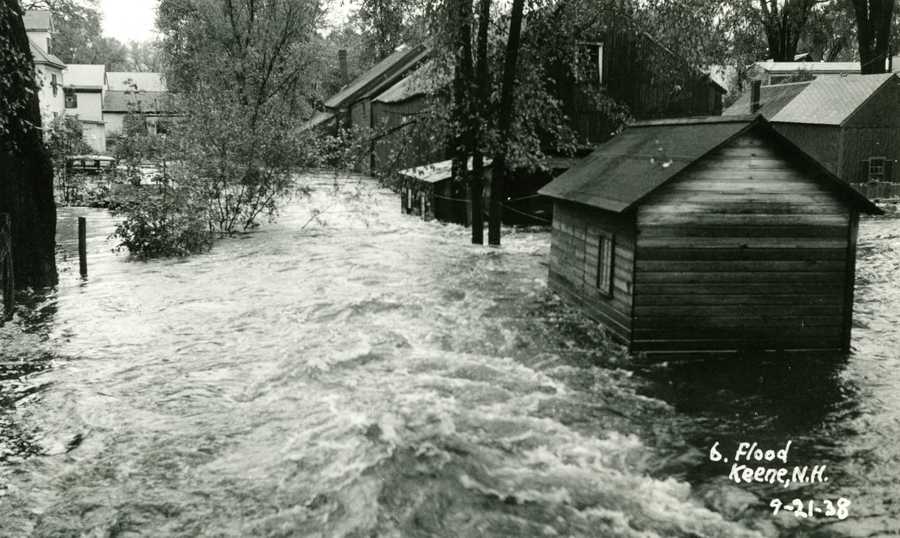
[24,10,66,127]
[63,64,108,153]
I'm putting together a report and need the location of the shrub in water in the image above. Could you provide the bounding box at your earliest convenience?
[112,189,214,259]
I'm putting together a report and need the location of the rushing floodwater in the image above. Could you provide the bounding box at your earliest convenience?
[1,173,899,537]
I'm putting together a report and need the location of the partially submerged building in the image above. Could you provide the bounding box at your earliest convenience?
[539,115,881,358]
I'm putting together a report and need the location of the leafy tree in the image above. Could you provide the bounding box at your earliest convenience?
[155,0,323,234]
[0,0,57,288]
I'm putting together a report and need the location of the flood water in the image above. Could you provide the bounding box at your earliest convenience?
[1,173,899,537]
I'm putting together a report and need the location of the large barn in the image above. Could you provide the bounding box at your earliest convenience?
[539,115,881,358]
[724,73,900,200]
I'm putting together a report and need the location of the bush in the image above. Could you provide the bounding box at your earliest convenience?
[111,189,214,259]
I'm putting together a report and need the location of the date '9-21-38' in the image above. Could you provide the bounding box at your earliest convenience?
[770,498,850,519]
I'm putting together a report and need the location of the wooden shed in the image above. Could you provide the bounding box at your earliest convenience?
[538,115,882,358]
[398,158,491,224]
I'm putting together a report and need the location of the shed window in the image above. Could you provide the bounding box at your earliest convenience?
[576,42,604,86]
[597,232,614,297]
[51,74,58,97]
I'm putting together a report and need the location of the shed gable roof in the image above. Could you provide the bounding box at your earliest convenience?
[539,115,880,214]
[64,64,106,89]
[324,44,430,109]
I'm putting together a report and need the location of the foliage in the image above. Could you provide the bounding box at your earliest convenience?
[150,0,323,238]
[0,0,38,148]
[0,0,58,288]
[111,188,214,259]
[44,115,91,169]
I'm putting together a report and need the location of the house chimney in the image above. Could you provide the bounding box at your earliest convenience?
[338,49,349,84]
[750,80,762,114]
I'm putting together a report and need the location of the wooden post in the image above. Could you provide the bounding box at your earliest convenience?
[1,214,13,322]
[78,216,87,278]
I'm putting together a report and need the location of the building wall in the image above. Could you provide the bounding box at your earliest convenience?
[69,90,104,122]
[555,27,724,145]
[35,64,65,122]
[28,29,51,53]
[772,123,842,177]
[548,202,636,342]
[371,96,445,173]
[105,112,125,136]
[632,131,853,354]
[840,79,900,187]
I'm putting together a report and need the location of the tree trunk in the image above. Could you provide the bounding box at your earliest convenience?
[0,0,58,289]
[450,0,477,236]
[488,0,525,246]
[469,0,491,245]
[758,0,819,61]
[852,0,894,74]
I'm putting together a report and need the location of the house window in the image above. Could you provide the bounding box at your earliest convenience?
[51,74,58,97]
[64,89,77,109]
[597,232,614,297]
[576,42,604,86]
[869,157,886,181]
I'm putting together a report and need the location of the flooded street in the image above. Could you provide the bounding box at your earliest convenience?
[2,173,899,537]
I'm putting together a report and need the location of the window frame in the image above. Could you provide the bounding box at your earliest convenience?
[64,88,77,109]
[575,41,605,86]
[869,156,886,181]
[596,231,615,298]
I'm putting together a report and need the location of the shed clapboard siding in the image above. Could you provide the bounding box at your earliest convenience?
[632,132,852,353]
[549,202,636,342]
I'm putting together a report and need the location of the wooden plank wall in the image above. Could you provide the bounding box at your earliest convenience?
[548,202,636,342]
[633,131,852,354]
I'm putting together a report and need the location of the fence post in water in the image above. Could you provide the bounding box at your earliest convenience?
[78,216,87,278]
[1,213,13,322]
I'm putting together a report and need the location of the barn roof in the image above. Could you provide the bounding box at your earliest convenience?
[772,73,897,125]
[324,43,430,109]
[64,64,106,89]
[103,90,177,113]
[24,10,52,31]
[722,81,811,117]
[539,115,881,214]
[107,72,167,92]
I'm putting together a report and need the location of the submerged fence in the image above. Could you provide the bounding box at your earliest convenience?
[0,214,13,324]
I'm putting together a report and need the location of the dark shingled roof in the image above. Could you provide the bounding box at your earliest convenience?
[722,81,811,118]
[539,115,881,214]
[324,44,430,109]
